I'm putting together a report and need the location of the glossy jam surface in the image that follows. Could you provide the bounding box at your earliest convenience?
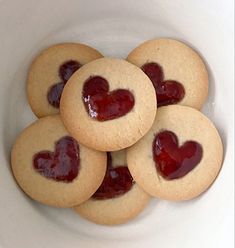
[152,130,203,180]
[47,82,65,108]
[47,60,81,108]
[92,152,134,199]
[82,76,135,121]
[59,60,82,82]
[33,136,80,182]
[142,62,185,107]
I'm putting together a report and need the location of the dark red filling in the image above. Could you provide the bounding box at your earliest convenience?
[82,76,135,121]
[47,60,81,108]
[92,152,134,199]
[152,130,203,180]
[142,62,185,107]
[33,136,80,182]
[59,60,82,82]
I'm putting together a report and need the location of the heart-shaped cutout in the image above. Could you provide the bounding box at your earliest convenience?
[47,60,81,108]
[33,136,80,182]
[152,130,203,180]
[92,152,134,199]
[142,62,185,107]
[82,76,135,121]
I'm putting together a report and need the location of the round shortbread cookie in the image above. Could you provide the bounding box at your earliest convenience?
[74,150,151,225]
[127,105,223,201]
[27,43,103,117]
[127,38,209,109]
[60,57,157,151]
[11,115,107,208]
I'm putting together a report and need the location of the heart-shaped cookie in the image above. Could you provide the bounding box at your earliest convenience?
[82,76,135,121]
[142,62,185,107]
[92,152,134,199]
[153,130,203,180]
[33,136,80,182]
[47,60,81,108]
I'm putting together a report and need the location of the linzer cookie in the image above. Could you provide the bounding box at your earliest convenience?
[127,39,209,109]
[11,115,107,207]
[127,105,223,201]
[60,58,157,151]
[27,43,103,117]
[74,150,151,225]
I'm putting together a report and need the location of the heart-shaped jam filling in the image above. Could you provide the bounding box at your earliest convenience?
[82,76,135,121]
[142,62,185,107]
[92,152,134,199]
[152,130,203,180]
[47,60,81,108]
[33,136,80,182]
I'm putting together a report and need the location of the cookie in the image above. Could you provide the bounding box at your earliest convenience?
[74,150,151,225]
[60,57,157,151]
[127,105,223,201]
[11,115,107,208]
[27,43,103,117]
[127,38,209,109]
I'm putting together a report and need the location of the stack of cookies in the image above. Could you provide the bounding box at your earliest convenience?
[11,39,223,225]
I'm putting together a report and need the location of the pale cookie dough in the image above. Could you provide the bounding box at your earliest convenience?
[127,105,223,201]
[60,57,157,151]
[27,43,103,117]
[127,38,209,109]
[11,115,106,208]
[74,150,151,225]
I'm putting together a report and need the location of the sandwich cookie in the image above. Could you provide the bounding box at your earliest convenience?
[60,57,157,151]
[74,150,151,225]
[11,115,106,207]
[127,39,209,109]
[27,43,103,117]
[127,105,223,201]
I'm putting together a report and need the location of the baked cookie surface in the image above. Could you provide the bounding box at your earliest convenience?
[74,150,151,225]
[127,105,223,201]
[127,38,209,109]
[60,57,157,151]
[27,43,103,117]
[11,115,106,207]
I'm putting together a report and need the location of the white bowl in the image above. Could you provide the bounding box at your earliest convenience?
[0,0,234,247]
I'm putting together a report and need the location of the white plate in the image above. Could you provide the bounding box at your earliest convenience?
[0,0,234,247]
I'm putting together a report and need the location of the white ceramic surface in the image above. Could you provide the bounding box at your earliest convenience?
[0,0,234,247]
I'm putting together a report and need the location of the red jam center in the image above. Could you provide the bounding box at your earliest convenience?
[47,60,81,108]
[33,136,80,182]
[92,152,134,200]
[152,130,203,180]
[82,76,135,121]
[142,62,185,107]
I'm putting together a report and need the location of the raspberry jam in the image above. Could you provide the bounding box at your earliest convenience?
[152,130,203,180]
[59,60,82,82]
[47,82,65,108]
[47,60,81,108]
[33,136,80,182]
[82,76,135,121]
[92,152,134,199]
[142,62,185,107]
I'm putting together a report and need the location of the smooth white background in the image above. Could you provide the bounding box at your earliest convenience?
[0,0,234,247]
